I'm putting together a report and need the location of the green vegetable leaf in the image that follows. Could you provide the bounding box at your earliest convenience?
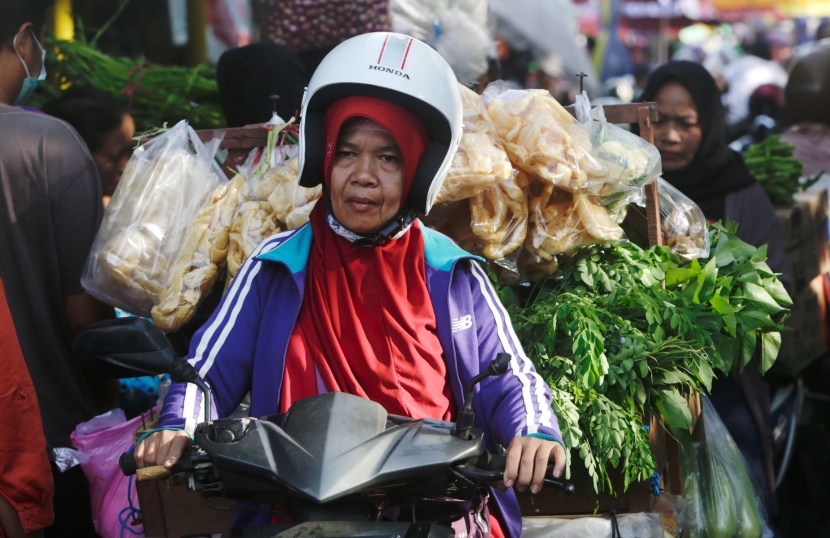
[665,266,699,287]
[743,282,787,314]
[713,234,757,266]
[736,308,778,331]
[740,329,758,369]
[693,258,718,303]
[760,331,782,373]
[655,369,694,386]
[656,390,693,430]
[765,276,793,307]
[697,360,714,392]
[505,221,790,498]
[710,292,737,337]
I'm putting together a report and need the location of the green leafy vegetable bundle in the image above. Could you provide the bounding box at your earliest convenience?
[34,36,223,130]
[502,222,791,496]
[744,135,823,204]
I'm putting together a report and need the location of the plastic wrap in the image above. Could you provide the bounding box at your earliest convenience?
[150,174,246,333]
[227,201,280,277]
[680,396,771,538]
[390,0,488,42]
[426,84,526,272]
[573,91,662,222]
[70,408,149,538]
[484,86,607,194]
[82,120,225,316]
[263,156,321,230]
[437,83,515,204]
[521,513,663,538]
[467,177,528,260]
[481,86,627,281]
[390,1,491,84]
[227,154,321,279]
[524,186,624,261]
[653,177,710,260]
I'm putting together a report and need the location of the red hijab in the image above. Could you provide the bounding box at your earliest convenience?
[281,96,454,420]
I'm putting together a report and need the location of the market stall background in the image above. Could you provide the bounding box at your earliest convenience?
[28,1,830,537]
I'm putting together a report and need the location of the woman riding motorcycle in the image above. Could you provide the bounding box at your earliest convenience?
[134,32,566,537]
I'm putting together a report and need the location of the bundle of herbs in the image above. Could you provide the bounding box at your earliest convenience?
[744,135,823,204]
[501,222,791,497]
[33,35,223,130]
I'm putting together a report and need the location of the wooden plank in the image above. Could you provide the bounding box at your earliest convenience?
[196,126,271,179]
[637,104,664,249]
[135,473,236,537]
[195,126,269,149]
[517,466,654,516]
[563,101,658,126]
[135,480,167,537]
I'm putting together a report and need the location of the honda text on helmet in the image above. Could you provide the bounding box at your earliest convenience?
[297,32,463,217]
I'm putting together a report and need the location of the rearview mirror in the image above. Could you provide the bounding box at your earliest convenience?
[73,317,177,379]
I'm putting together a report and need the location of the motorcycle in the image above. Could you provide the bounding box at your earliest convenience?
[74,317,574,537]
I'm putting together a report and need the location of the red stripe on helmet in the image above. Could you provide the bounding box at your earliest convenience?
[377,34,389,64]
[401,38,413,70]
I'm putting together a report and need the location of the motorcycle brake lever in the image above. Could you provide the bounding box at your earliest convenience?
[458,458,576,494]
[544,478,576,495]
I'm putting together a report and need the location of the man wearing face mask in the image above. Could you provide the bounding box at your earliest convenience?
[0,1,117,535]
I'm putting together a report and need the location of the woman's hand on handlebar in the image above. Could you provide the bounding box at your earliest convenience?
[503,436,566,494]
[134,430,192,469]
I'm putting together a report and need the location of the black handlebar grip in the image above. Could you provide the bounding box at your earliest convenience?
[544,478,576,495]
[486,454,506,472]
[119,451,138,476]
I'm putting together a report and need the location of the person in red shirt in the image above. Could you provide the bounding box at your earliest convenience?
[0,278,54,537]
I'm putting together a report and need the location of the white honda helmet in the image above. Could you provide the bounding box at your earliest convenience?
[298,32,463,216]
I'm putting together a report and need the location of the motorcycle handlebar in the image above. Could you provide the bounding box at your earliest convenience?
[473,454,575,495]
[119,451,172,481]
[119,451,137,476]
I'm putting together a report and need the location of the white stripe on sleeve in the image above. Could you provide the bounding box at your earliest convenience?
[181,236,284,427]
[469,263,539,433]
[470,262,555,430]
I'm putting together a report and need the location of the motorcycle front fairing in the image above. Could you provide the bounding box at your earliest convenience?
[192,392,487,505]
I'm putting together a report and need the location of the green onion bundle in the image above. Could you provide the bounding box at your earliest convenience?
[34,35,224,130]
[744,135,823,205]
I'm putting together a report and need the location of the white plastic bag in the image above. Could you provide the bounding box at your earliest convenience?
[573,91,662,222]
[521,513,663,538]
[653,177,711,260]
[82,120,225,316]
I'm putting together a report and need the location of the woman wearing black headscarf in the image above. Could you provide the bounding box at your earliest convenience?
[639,60,788,522]
[640,60,788,284]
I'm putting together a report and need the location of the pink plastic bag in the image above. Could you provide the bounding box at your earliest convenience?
[71,408,149,538]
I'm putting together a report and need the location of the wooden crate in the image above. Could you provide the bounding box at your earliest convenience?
[196,125,270,179]
[518,467,653,517]
[135,473,235,537]
[131,410,235,537]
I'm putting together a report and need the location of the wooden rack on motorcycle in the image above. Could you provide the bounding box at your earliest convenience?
[106,99,706,537]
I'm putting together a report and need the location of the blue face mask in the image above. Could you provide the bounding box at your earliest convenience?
[12,31,47,106]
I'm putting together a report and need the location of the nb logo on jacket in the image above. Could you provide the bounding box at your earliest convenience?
[451,314,473,333]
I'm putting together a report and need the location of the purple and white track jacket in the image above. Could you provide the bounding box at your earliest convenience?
[158,221,563,537]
